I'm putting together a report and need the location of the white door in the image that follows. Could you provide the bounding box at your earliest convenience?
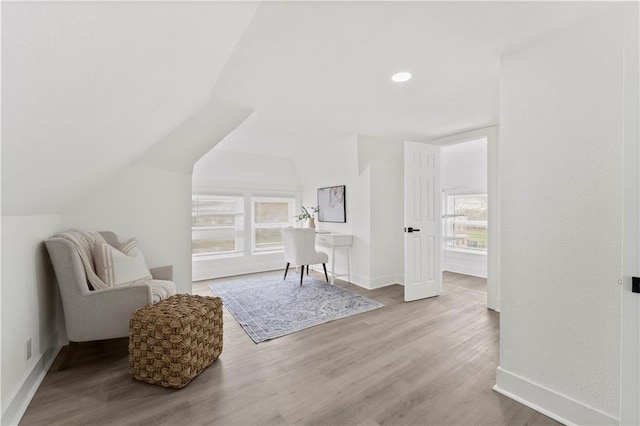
[404,141,441,302]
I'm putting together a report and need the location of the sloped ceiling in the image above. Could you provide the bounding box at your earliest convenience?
[2,1,617,215]
[2,1,259,215]
[212,1,613,158]
[141,99,253,174]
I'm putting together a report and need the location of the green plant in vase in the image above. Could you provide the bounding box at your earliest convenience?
[295,206,319,228]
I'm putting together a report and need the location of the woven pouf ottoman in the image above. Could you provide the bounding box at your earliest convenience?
[129,294,223,389]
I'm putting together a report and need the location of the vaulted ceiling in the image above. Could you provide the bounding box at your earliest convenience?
[2,1,613,215]
[2,2,258,215]
[212,1,612,157]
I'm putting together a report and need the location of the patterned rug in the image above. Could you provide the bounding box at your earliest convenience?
[209,274,384,343]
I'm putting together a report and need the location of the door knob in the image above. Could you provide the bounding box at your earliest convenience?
[404,227,421,233]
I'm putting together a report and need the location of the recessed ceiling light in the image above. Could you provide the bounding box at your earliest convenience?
[391,72,412,83]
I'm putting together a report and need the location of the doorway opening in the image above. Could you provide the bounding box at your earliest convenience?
[403,126,499,310]
[441,138,488,296]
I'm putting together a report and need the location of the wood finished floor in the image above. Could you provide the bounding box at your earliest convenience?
[442,271,487,295]
[21,271,557,426]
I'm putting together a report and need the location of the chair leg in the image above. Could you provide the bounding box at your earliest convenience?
[300,267,305,286]
[284,263,290,280]
[306,265,309,276]
[323,263,329,282]
[58,341,79,371]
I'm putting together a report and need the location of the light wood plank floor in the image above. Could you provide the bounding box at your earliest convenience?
[442,271,487,295]
[21,271,557,425]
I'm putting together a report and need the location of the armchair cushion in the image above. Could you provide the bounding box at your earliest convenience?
[140,279,176,303]
[150,265,173,281]
[93,238,152,286]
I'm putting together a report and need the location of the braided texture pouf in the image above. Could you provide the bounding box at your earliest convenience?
[129,294,223,388]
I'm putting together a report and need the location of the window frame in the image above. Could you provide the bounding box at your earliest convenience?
[444,193,488,254]
[192,191,299,260]
[191,194,245,258]
[251,196,296,254]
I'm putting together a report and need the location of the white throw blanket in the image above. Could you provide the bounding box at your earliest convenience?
[52,230,110,290]
[52,230,176,302]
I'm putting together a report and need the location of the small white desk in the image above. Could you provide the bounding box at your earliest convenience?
[315,233,353,285]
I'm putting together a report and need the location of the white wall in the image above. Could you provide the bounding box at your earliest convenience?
[441,250,487,279]
[620,3,640,424]
[193,149,301,192]
[441,139,487,195]
[295,136,371,286]
[60,101,252,293]
[496,9,627,424]
[440,139,488,278]
[192,149,303,281]
[1,215,64,426]
[61,163,193,293]
[294,135,403,289]
[359,136,404,287]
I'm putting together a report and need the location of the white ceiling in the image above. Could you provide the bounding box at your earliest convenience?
[2,2,258,215]
[212,1,613,158]
[2,1,616,215]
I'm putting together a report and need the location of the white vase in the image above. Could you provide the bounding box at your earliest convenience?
[307,218,316,229]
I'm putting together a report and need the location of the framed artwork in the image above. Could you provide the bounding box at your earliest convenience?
[317,185,346,223]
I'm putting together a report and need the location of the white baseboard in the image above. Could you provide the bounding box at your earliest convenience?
[193,266,283,282]
[494,367,618,426]
[349,272,402,290]
[1,333,64,426]
[442,249,487,278]
[193,254,284,281]
[369,273,403,289]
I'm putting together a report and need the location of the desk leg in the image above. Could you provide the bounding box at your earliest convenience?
[331,246,336,285]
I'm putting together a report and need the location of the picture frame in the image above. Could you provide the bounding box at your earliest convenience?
[317,185,346,223]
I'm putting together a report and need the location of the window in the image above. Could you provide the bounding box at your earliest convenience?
[192,193,296,258]
[192,195,244,256]
[252,197,295,252]
[445,194,487,252]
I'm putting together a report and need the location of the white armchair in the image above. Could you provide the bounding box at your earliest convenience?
[45,231,176,370]
[281,228,329,285]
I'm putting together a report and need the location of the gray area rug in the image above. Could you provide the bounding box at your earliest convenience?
[209,274,384,343]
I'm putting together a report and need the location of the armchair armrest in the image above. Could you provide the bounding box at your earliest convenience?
[69,284,153,341]
[150,265,173,281]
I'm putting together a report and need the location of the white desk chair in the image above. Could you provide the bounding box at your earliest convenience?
[281,228,329,285]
